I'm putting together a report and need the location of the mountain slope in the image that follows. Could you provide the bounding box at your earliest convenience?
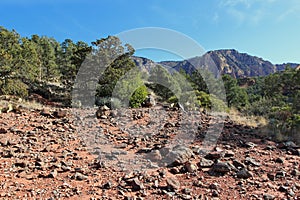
[132,49,299,78]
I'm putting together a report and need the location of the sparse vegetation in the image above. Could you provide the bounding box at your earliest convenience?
[0,25,299,143]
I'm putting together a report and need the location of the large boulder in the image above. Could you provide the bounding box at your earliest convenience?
[163,145,194,167]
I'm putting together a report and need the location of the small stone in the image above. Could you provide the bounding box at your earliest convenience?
[212,190,219,197]
[288,189,295,197]
[209,183,219,190]
[264,146,276,150]
[159,170,167,177]
[48,170,58,178]
[244,142,257,148]
[170,167,181,174]
[145,150,162,162]
[180,194,192,200]
[182,188,192,194]
[96,106,110,118]
[199,158,214,168]
[103,181,112,189]
[278,185,289,192]
[130,178,144,191]
[275,157,284,163]
[236,169,252,179]
[101,105,110,111]
[164,122,175,128]
[0,138,8,146]
[41,146,51,152]
[275,170,286,178]
[205,152,223,160]
[193,180,204,188]
[224,150,235,157]
[244,157,261,167]
[184,161,198,173]
[267,183,276,189]
[61,165,71,172]
[232,160,246,169]
[0,192,6,197]
[0,128,7,134]
[284,141,298,148]
[74,172,88,181]
[215,147,223,152]
[166,177,181,191]
[209,161,232,175]
[2,104,13,113]
[267,173,275,181]
[263,193,275,200]
[291,169,300,176]
[53,109,67,118]
[41,108,51,116]
[14,161,27,168]
[291,149,300,156]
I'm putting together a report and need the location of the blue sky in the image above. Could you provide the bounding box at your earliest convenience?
[0,0,299,63]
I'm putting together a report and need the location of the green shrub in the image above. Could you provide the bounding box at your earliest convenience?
[167,95,178,104]
[1,79,28,98]
[210,94,228,112]
[195,90,211,108]
[167,90,228,112]
[129,85,148,108]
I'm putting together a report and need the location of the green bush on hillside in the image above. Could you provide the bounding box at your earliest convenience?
[167,90,228,112]
[129,85,148,108]
[1,79,28,98]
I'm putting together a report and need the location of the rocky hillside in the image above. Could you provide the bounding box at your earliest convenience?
[275,63,300,71]
[131,56,158,73]
[132,49,299,78]
[0,99,299,199]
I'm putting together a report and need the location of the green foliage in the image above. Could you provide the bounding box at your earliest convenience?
[97,58,136,97]
[209,94,228,112]
[149,65,181,100]
[167,90,228,112]
[167,95,178,104]
[31,36,60,82]
[180,91,200,110]
[195,90,211,108]
[222,74,249,109]
[245,97,274,116]
[0,27,36,97]
[1,24,299,144]
[244,67,300,142]
[130,85,148,108]
[1,79,28,97]
[112,69,144,105]
[0,26,93,105]
[189,70,208,93]
[94,36,136,100]
[195,90,227,112]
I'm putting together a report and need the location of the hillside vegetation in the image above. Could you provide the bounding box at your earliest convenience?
[0,26,299,143]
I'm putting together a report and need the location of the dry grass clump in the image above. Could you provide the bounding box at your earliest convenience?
[0,95,47,112]
[229,108,268,128]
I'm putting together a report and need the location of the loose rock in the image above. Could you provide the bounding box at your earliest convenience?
[166,177,181,191]
[209,162,232,175]
[236,169,252,179]
[74,172,88,181]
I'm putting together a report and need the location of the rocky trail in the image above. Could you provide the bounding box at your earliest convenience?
[0,102,299,199]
